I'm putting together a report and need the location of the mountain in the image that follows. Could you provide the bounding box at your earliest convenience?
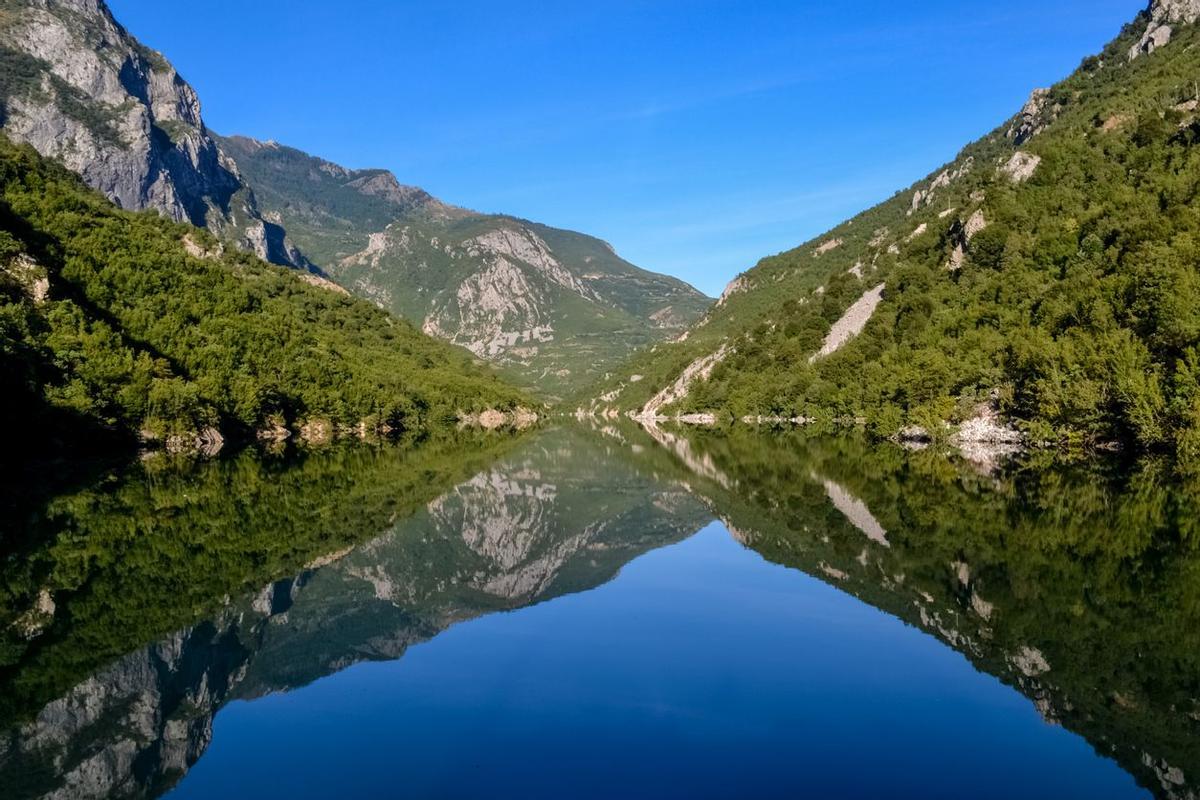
[0,0,311,270]
[0,134,529,455]
[217,135,712,399]
[585,0,1200,463]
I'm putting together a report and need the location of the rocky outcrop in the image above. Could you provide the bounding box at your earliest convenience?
[952,399,1025,471]
[0,0,311,270]
[1130,0,1200,60]
[999,151,1042,183]
[946,209,988,271]
[297,272,351,296]
[636,344,730,420]
[1007,89,1056,144]
[137,426,224,456]
[809,284,886,362]
[714,275,749,308]
[2,252,50,304]
[457,407,539,430]
[814,238,844,256]
[909,158,973,214]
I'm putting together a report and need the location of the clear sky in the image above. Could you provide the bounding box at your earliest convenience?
[108,0,1144,297]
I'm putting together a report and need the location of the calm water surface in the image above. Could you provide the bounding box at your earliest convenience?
[2,424,1196,799]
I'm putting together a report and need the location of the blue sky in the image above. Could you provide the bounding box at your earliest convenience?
[109,0,1144,296]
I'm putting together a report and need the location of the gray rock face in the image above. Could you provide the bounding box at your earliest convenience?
[0,0,312,270]
[1130,0,1200,59]
[1152,0,1200,23]
[1007,88,1055,145]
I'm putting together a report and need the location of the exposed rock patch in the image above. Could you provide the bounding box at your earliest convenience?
[3,253,50,304]
[1000,151,1042,183]
[636,345,730,419]
[952,399,1025,470]
[946,210,988,271]
[1007,88,1056,144]
[715,275,749,308]
[810,284,886,362]
[298,273,351,296]
[814,238,844,256]
[1010,645,1051,677]
[910,158,973,213]
[458,408,540,430]
[1130,0,1200,60]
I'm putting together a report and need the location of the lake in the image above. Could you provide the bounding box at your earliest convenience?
[2,424,1197,799]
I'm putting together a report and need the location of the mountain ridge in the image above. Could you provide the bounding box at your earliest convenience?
[218,133,712,399]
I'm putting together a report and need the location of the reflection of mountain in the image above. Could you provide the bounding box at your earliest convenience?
[622,423,1200,800]
[0,428,711,799]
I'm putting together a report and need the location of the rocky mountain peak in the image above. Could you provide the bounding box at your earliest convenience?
[0,0,312,270]
[1149,0,1200,24]
[346,170,437,211]
[1131,0,1200,58]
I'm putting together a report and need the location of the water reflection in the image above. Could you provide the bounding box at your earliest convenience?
[616,422,1200,800]
[0,428,708,798]
[1,424,1197,799]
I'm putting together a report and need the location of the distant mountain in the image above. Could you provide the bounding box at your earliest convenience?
[586,0,1200,462]
[217,135,712,399]
[0,0,311,270]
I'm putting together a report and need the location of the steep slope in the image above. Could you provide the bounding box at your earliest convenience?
[587,0,1200,462]
[217,135,712,399]
[0,134,528,454]
[0,0,311,270]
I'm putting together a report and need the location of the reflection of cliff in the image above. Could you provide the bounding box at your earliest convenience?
[0,433,521,726]
[1,592,282,800]
[0,428,711,799]
[234,428,710,697]
[627,423,1200,800]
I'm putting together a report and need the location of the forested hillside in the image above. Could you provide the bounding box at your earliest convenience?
[0,136,528,455]
[218,135,711,400]
[585,1,1200,464]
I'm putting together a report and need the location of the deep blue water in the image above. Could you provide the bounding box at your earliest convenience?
[169,523,1146,800]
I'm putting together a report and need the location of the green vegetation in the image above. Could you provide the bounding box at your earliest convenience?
[0,135,529,454]
[588,13,1200,464]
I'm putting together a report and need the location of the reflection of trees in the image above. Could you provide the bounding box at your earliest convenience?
[628,423,1200,799]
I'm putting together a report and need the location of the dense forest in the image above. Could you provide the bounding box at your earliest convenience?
[0,136,529,455]
[585,11,1200,466]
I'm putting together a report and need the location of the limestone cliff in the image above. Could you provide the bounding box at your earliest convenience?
[0,0,312,270]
